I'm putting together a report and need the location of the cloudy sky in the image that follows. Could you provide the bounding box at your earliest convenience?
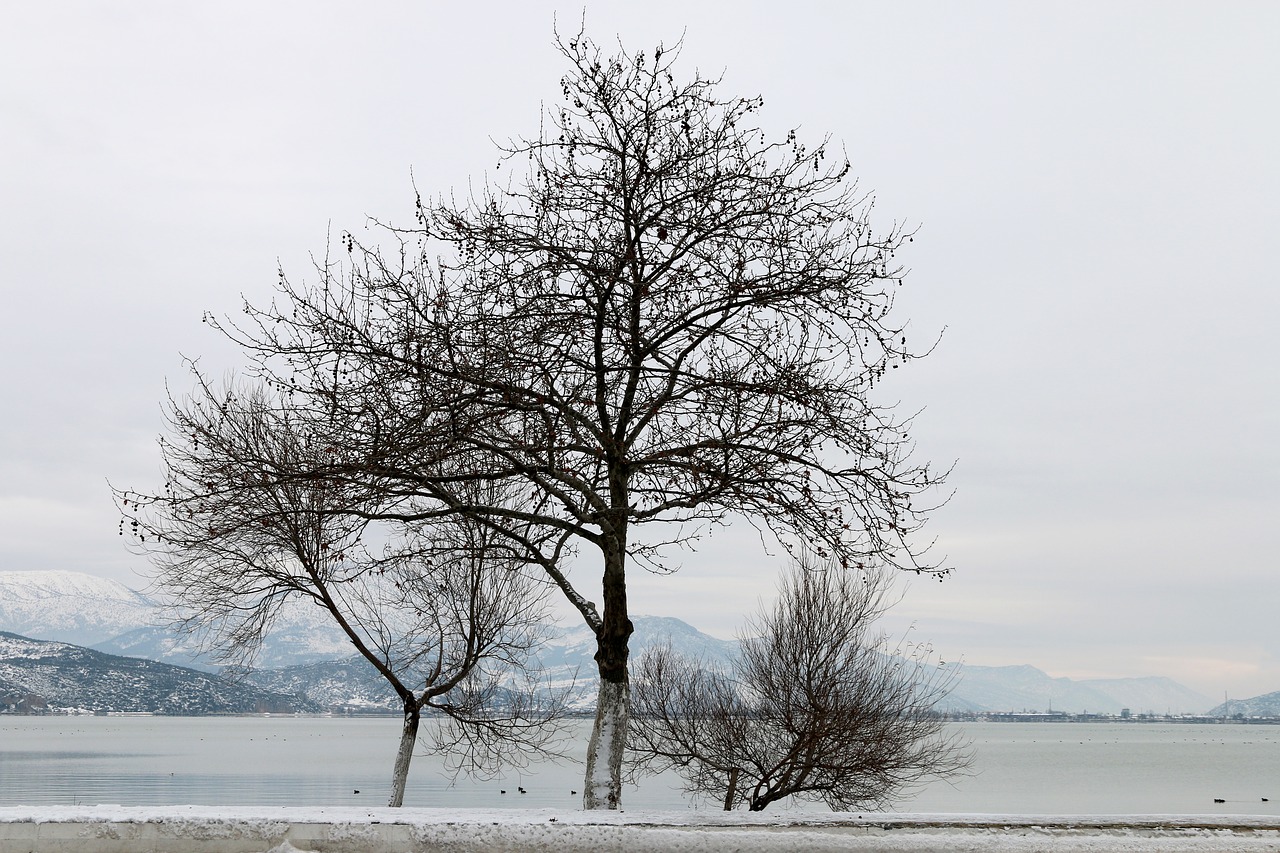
[3,2,1276,700]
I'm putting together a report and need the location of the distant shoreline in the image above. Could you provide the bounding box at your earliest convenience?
[948,711,1280,725]
[6,709,1280,724]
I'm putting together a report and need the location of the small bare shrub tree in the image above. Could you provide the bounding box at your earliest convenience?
[119,379,566,807]
[628,558,968,811]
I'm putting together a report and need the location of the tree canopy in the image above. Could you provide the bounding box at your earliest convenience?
[124,31,947,809]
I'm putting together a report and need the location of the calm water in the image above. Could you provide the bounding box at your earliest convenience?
[1,718,1278,815]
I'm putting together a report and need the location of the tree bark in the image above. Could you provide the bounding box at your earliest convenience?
[583,529,633,809]
[388,703,420,807]
[583,678,630,809]
[723,768,739,811]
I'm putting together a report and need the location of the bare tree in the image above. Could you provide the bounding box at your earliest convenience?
[149,31,947,808]
[628,558,968,811]
[119,378,566,807]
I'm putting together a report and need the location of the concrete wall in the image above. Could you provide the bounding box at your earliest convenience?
[3,808,1279,853]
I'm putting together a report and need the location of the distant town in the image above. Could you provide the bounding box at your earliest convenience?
[7,700,1280,726]
[947,709,1280,725]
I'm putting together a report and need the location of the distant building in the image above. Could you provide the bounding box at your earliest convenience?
[989,712,1072,722]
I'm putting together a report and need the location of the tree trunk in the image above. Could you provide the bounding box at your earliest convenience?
[583,528,633,809]
[388,703,420,807]
[583,677,630,809]
[723,768,739,811]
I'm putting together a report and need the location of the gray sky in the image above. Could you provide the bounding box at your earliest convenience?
[3,2,1276,699]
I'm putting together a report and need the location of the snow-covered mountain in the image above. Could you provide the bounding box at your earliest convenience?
[532,614,741,708]
[0,631,316,714]
[0,570,158,646]
[1073,675,1213,716]
[942,664,1213,716]
[242,656,396,712]
[534,622,1211,715]
[543,615,743,710]
[94,600,357,671]
[0,570,1225,715]
[239,615,742,713]
[0,570,357,671]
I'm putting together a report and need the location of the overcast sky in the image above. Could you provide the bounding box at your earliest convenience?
[3,2,1276,700]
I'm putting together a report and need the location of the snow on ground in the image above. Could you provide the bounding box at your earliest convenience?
[3,807,1280,852]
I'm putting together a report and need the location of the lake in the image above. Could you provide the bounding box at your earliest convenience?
[1,717,1277,815]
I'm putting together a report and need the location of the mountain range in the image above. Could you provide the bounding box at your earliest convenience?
[0,570,1229,715]
[0,631,314,714]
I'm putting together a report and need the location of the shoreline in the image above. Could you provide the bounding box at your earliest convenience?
[4,807,1280,852]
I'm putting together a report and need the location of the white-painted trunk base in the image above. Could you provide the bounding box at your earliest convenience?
[583,679,629,810]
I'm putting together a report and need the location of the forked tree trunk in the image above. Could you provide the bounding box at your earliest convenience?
[388,704,420,807]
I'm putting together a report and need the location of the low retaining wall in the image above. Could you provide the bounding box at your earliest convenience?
[3,807,1280,853]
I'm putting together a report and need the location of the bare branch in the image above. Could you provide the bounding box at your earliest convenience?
[628,555,969,811]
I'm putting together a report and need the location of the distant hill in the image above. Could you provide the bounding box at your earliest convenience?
[94,602,357,671]
[1208,691,1280,718]
[242,615,744,713]
[0,570,1230,716]
[1074,675,1214,716]
[0,632,316,714]
[942,664,1212,716]
[534,615,742,710]
[243,656,396,712]
[245,616,1210,716]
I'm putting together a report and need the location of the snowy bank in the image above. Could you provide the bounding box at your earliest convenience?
[2,807,1280,852]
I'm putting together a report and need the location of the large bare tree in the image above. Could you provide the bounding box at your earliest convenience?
[628,557,968,811]
[120,378,565,807]
[143,32,946,808]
